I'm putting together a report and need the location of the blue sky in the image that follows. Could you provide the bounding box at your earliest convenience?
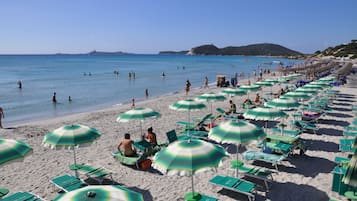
[0,0,356,54]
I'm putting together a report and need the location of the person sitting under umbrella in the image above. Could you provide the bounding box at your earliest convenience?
[225,100,237,115]
[145,127,158,146]
[117,133,137,157]
[254,93,263,105]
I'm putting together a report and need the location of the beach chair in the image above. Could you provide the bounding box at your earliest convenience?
[2,192,44,201]
[166,130,191,144]
[50,174,87,192]
[230,160,274,191]
[343,130,357,137]
[242,150,288,170]
[291,120,318,134]
[339,138,356,152]
[112,150,150,169]
[334,156,351,167]
[209,175,256,201]
[69,163,114,184]
[176,113,213,131]
[271,127,301,136]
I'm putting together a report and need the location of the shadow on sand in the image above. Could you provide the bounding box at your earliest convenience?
[317,119,350,127]
[265,181,329,201]
[303,138,339,152]
[333,102,352,106]
[316,127,343,136]
[326,112,353,118]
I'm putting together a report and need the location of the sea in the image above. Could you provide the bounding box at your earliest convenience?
[0,54,302,126]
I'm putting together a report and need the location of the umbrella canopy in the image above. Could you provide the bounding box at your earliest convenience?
[208,120,266,144]
[0,138,32,165]
[53,185,144,201]
[43,124,100,148]
[253,81,273,87]
[319,76,335,81]
[309,81,330,87]
[116,107,161,122]
[239,85,260,92]
[265,97,300,110]
[220,88,247,96]
[243,106,288,121]
[342,153,357,187]
[264,79,279,84]
[43,124,100,177]
[295,87,318,94]
[196,92,226,102]
[302,84,324,90]
[282,92,311,100]
[152,139,227,199]
[169,99,206,111]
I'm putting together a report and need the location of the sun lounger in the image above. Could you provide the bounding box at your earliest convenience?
[271,127,301,136]
[343,130,357,137]
[231,160,274,191]
[166,130,191,144]
[112,150,150,169]
[334,156,351,167]
[345,126,357,131]
[209,175,256,201]
[176,113,213,131]
[50,174,87,192]
[2,192,44,201]
[339,139,356,152]
[69,163,113,184]
[242,150,288,170]
[291,120,318,134]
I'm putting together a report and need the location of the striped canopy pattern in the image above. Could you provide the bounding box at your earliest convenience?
[343,153,357,187]
[196,92,226,102]
[253,81,273,87]
[0,138,32,165]
[43,124,100,148]
[208,121,266,144]
[169,99,206,111]
[319,76,335,81]
[282,92,311,100]
[239,85,260,92]
[295,87,319,94]
[116,107,161,122]
[220,88,246,96]
[309,81,330,87]
[243,106,288,121]
[53,185,144,201]
[265,97,300,110]
[302,84,324,90]
[264,79,279,84]
[152,139,228,176]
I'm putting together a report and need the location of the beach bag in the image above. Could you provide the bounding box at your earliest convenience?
[139,159,152,169]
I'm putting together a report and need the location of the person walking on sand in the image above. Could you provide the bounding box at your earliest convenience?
[204,76,209,88]
[145,88,149,99]
[0,107,4,129]
[185,80,191,96]
[52,92,57,103]
[131,98,135,109]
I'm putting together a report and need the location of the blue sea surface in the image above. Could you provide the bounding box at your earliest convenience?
[0,54,302,125]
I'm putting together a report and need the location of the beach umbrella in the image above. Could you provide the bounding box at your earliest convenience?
[0,138,32,165]
[220,88,246,96]
[309,81,330,87]
[116,107,161,135]
[208,120,266,176]
[53,185,144,201]
[169,99,206,127]
[243,106,288,129]
[152,139,228,200]
[319,76,335,82]
[264,79,279,84]
[295,87,318,94]
[342,153,357,187]
[239,85,260,99]
[283,92,311,100]
[253,81,273,87]
[196,92,226,113]
[265,97,300,110]
[42,124,100,177]
[302,84,324,90]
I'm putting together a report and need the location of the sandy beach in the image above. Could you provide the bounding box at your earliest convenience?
[1,71,356,201]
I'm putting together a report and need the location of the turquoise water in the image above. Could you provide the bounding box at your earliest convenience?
[0,54,301,125]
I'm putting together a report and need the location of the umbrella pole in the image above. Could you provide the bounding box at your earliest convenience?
[73,147,78,178]
[210,102,213,128]
[140,121,143,138]
[191,174,195,196]
[236,143,240,177]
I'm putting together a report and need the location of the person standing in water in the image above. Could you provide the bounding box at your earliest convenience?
[185,80,191,96]
[204,76,209,88]
[68,96,72,102]
[131,98,135,109]
[17,80,22,89]
[145,88,149,99]
[52,92,57,103]
[0,107,4,129]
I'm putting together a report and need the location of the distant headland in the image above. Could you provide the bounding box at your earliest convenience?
[159,43,305,59]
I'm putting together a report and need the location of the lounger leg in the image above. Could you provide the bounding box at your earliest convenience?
[264,180,269,191]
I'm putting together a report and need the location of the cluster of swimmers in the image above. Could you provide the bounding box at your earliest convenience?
[83,72,92,76]
[52,92,72,103]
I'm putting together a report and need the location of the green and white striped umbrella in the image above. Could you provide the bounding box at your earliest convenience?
[170,99,206,128]
[253,81,273,87]
[116,107,161,122]
[278,78,289,83]
[243,106,288,121]
[196,92,226,113]
[265,97,300,110]
[319,76,335,82]
[208,120,265,176]
[302,84,324,90]
[295,87,318,94]
[239,85,260,92]
[43,124,100,177]
[152,139,228,199]
[282,92,311,100]
[309,81,330,87]
[220,88,247,96]
[264,79,279,84]
[53,185,144,201]
[0,138,32,165]
[342,153,357,187]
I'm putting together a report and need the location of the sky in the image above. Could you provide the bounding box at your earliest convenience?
[0,0,356,54]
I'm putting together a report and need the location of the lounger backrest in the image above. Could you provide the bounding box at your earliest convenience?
[197,113,213,126]
[166,130,178,143]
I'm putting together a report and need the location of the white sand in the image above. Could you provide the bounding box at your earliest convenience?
[1,74,356,201]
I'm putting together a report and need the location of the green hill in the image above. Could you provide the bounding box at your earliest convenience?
[314,40,357,59]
